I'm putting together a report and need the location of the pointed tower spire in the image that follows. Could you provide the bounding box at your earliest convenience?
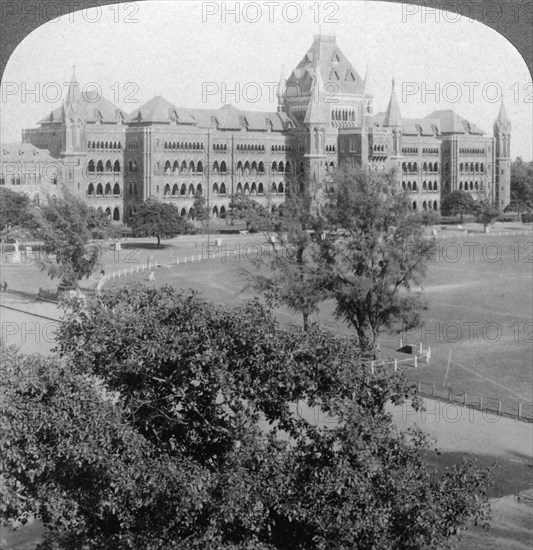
[304,56,325,124]
[383,77,402,127]
[496,99,510,126]
[364,64,369,90]
[65,65,82,106]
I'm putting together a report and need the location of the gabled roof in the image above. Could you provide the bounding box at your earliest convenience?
[285,34,365,97]
[425,110,484,135]
[402,118,440,136]
[128,95,177,124]
[38,70,126,125]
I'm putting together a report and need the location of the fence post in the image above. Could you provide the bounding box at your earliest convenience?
[394,358,398,372]
[419,342,423,354]
[414,355,418,368]
[427,346,431,363]
[399,337,403,348]
[418,380,421,393]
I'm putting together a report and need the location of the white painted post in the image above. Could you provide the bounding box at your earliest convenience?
[419,342,423,354]
[394,358,398,372]
[371,362,375,375]
[400,337,403,348]
[414,355,418,368]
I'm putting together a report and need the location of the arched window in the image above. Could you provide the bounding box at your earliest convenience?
[258,161,264,174]
[271,183,277,194]
[258,182,264,195]
[433,182,438,191]
[412,201,417,210]
[164,161,172,175]
[407,181,412,190]
[459,181,463,190]
[244,182,250,195]
[96,160,104,173]
[180,208,187,217]
[112,207,119,221]
[422,201,427,210]
[286,161,291,174]
[96,183,103,195]
[220,161,227,174]
[402,162,406,173]
[402,182,406,190]
[173,160,180,173]
[212,206,219,219]
[470,182,474,190]
[172,184,179,196]
[105,183,112,195]
[180,184,187,196]
[236,161,243,175]
[244,161,250,175]
[413,182,417,191]
[88,160,95,173]
[213,161,219,173]
[220,182,226,195]
[433,201,438,210]
[213,183,219,195]
[180,160,187,174]
[271,161,277,173]
[434,162,438,171]
[220,206,226,219]
[422,181,427,191]
[188,184,195,196]
[113,160,120,173]
[236,182,243,194]
[251,182,257,195]
[189,161,195,173]
[105,160,113,172]
[113,183,120,195]
[164,184,171,196]
[278,182,284,194]
[105,207,111,218]
[196,183,202,195]
[251,161,257,175]
[188,207,195,220]
[278,161,284,173]
[88,183,95,195]
[480,163,484,173]
[197,161,203,173]
[96,141,101,150]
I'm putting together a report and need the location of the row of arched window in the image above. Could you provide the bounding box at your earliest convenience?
[402,147,419,154]
[331,108,355,122]
[373,144,387,152]
[459,181,483,191]
[157,181,285,197]
[88,141,122,151]
[325,145,336,153]
[459,162,484,173]
[459,147,485,155]
[87,182,121,196]
[271,144,293,152]
[402,162,439,173]
[87,159,121,173]
[235,143,265,152]
[163,160,204,175]
[402,181,438,192]
[0,174,46,185]
[164,141,204,151]
[214,143,228,152]
[422,148,439,154]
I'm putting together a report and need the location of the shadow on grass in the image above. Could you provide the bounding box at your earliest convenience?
[121,242,173,250]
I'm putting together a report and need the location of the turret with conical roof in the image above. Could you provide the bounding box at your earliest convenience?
[62,66,87,155]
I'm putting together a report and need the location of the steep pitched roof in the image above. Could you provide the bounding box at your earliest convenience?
[128,95,177,124]
[38,70,126,125]
[425,110,484,135]
[285,34,365,97]
[1,142,55,162]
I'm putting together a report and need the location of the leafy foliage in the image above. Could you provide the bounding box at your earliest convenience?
[509,157,533,213]
[2,286,492,548]
[0,187,37,233]
[440,190,477,220]
[129,198,193,247]
[191,191,210,225]
[35,191,102,286]
[228,194,269,231]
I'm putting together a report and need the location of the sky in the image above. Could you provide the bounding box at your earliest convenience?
[1,0,532,159]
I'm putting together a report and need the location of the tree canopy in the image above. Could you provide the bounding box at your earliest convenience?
[509,157,533,213]
[35,191,103,286]
[129,198,193,247]
[228,194,269,231]
[1,286,492,548]
[0,187,37,234]
[440,190,477,220]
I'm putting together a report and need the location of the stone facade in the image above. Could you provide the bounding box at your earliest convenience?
[12,34,511,223]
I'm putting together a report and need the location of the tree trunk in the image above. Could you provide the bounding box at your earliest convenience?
[156,235,161,249]
[302,312,309,332]
[357,324,380,361]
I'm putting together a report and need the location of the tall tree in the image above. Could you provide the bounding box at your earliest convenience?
[244,182,327,331]
[440,190,477,221]
[315,168,434,360]
[0,188,36,233]
[35,191,102,287]
[509,157,533,214]
[190,190,210,226]
[228,193,268,231]
[129,198,192,248]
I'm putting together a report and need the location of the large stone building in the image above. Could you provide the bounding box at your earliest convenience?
[10,34,511,223]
